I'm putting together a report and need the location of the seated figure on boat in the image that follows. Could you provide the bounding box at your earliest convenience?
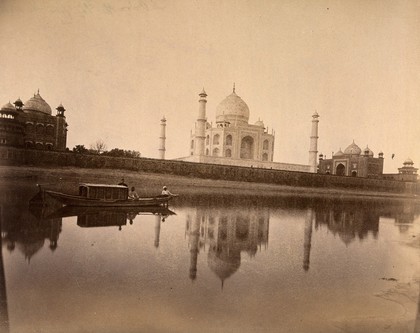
[118,178,128,187]
[161,186,174,196]
[128,187,139,200]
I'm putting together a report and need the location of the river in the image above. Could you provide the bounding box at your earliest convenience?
[0,180,419,333]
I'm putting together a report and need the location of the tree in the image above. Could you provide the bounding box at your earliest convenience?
[103,148,125,157]
[102,148,141,158]
[127,150,141,158]
[90,139,107,154]
[72,145,88,154]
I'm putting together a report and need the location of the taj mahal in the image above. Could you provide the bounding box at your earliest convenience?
[163,85,416,181]
[176,85,314,173]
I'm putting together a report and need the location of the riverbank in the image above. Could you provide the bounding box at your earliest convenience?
[0,165,418,202]
[2,146,419,195]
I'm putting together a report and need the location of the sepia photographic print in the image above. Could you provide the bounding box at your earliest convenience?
[0,1,419,332]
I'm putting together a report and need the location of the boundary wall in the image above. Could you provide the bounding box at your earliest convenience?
[0,147,418,195]
[177,155,310,172]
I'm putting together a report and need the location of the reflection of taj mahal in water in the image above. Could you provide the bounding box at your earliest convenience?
[185,201,419,281]
[185,207,270,286]
[303,201,419,271]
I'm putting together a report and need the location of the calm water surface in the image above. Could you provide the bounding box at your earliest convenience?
[1,182,420,333]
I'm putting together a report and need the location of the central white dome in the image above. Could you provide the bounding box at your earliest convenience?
[215,91,250,125]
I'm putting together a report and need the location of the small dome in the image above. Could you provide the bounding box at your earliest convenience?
[14,98,24,108]
[344,141,362,155]
[56,103,66,112]
[363,146,374,157]
[334,149,344,157]
[216,91,250,125]
[254,119,264,127]
[403,158,414,165]
[23,92,52,115]
[1,102,16,112]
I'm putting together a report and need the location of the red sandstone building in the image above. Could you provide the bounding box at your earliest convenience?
[318,140,418,182]
[318,141,384,177]
[0,91,67,151]
[381,158,419,182]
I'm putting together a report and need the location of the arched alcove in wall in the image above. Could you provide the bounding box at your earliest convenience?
[336,163,346,176]
[240,136,254,159]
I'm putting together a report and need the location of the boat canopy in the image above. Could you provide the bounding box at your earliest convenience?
[78,183,128,200]
[79,183,128,188]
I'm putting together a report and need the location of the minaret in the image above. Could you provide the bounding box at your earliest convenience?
[309,112,319,173]
[303,208,314,271]
[13,97,24,110]
[154,214,162,248]
[415,280,420,333]
[158,116,166,159]
[0,232,9,332]
[194,88,207,157]
[55,103,68,151]
[56,103,66,117]
[189,214,201,281]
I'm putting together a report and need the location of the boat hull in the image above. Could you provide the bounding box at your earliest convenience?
[44,190,172,207]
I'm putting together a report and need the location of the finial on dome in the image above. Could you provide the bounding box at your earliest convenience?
[233,82,236,93]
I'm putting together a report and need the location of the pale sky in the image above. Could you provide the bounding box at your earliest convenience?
[1,0,419,173]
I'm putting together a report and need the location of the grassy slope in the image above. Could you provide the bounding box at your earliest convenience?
[0,165,418,202]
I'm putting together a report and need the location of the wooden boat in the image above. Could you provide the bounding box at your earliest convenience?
[34,183,174,208]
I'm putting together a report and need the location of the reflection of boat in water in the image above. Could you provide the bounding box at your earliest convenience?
[45,205,176,220]
[76,206,175,228]
[29,202,175,230]
[31,183,175,208]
